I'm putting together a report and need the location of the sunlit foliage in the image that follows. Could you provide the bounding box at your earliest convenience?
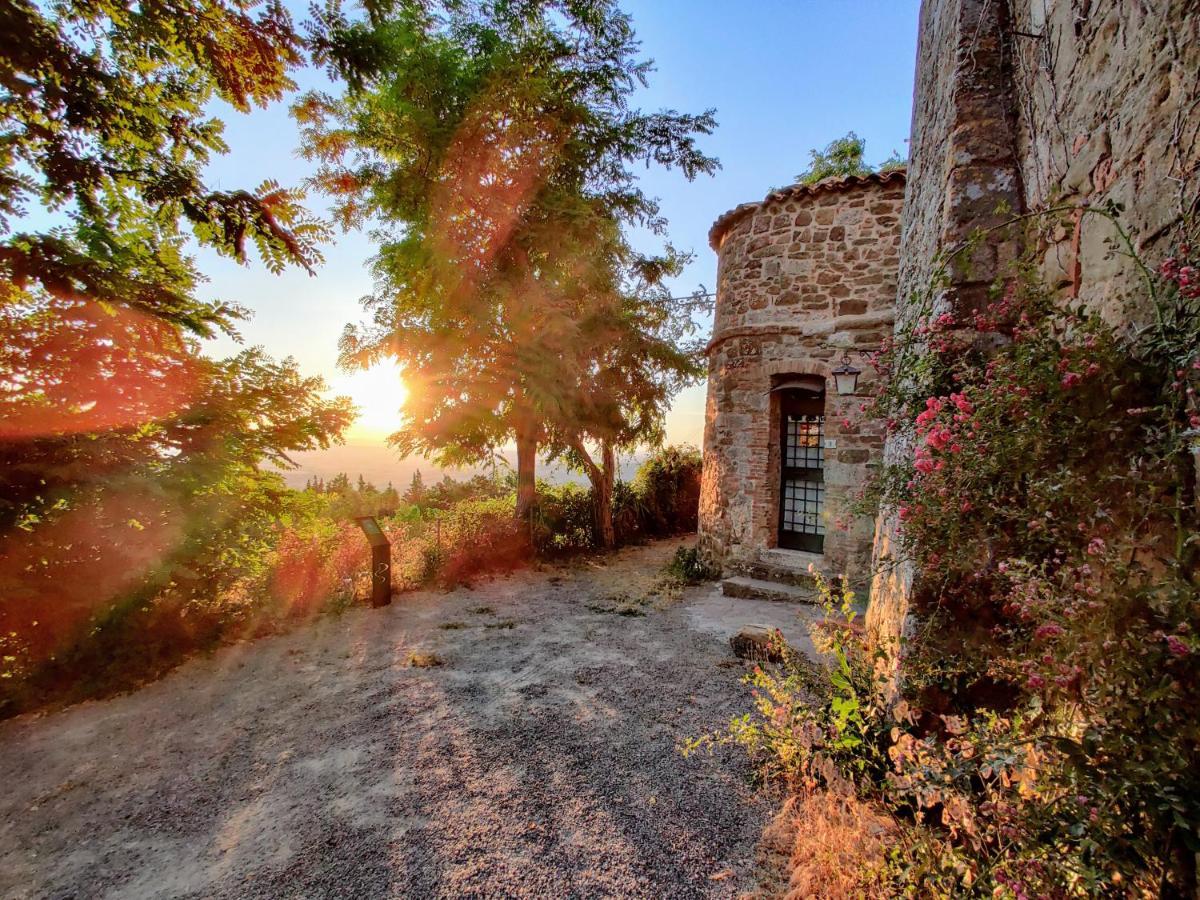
[0,0,358,713]
[0,296,352,713]
[0,0,329,333]
[297,0,717,531]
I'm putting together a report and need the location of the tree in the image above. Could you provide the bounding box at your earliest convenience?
[0,0,330,335]
[0,295,353,682]
[796,132,904,185]
[0,0,356,525]
[0,0,363,690]
[404,469,426,506]
[381,481,400,510]
[298,0,718,525]
[546,246,706,547]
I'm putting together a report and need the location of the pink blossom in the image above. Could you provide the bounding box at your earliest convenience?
[1166,634,1190,658]
[1034,623,1065,640]
[1061,372,1082,389]
[914,456,935,475]
[1086,537,1105,556]
[926,427,952,451]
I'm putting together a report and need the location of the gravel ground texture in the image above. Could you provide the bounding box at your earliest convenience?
[0,537,823,900]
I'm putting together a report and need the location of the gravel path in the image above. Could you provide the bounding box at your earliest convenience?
[0,538,819,899]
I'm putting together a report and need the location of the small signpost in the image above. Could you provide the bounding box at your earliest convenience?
[353,516,392,607]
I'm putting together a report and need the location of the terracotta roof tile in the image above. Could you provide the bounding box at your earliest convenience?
[708,168,906,251]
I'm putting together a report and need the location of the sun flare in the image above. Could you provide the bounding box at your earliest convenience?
[327,361,408,443]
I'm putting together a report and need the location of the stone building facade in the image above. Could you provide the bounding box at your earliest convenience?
[698,173,904,582]
[865,0,1200,657]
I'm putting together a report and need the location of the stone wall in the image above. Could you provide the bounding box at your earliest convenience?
[865,0,1025,661]
[865,0,1200,665]
[1009,0,1200,324]
[699,174,904,582]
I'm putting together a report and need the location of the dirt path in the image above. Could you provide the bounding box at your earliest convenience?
[0,538,823,899]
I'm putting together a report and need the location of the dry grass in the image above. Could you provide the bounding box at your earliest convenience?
[752,788,899,899]
[406,652,444,668]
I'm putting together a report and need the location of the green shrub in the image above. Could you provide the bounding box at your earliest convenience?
[531,481,595,553]
[664,545,721,584]
[690,571,893,791]
[528,445,704,554]
[428,496,526,586]
[629,444,702,536]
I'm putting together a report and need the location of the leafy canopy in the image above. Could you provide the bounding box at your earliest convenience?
[797,131,904,186]
[0,0,361,708]
[297,0,717,470]
[0,0,329,334]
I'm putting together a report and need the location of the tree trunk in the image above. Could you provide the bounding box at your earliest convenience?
[594,442,616,550]
[514,416,537,527]
[567,436,616,550]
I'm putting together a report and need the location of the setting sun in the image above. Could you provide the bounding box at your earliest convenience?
[328,361,408,442]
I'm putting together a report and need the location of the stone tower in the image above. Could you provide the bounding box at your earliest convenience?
[699,172,904,584]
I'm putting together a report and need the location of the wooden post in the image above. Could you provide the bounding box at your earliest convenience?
[354,516,392,607]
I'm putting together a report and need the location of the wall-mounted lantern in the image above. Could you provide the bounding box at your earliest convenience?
[831,352,863,396]
[353,515,392,607]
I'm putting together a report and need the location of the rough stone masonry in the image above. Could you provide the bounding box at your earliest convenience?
[699,172,904,583]
[865,0,1200,664]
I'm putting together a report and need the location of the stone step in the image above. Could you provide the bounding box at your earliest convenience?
[759,548,825,576]
[731,559,821,590]
[721,576,818,604]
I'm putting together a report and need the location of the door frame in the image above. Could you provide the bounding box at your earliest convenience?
[776,385,826,553]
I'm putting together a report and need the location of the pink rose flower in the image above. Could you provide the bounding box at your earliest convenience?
[1166,634,1189,658]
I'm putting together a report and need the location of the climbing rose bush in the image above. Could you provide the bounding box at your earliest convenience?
[854,228,1200,896]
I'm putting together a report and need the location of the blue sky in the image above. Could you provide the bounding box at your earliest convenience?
[197,0,920,462]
